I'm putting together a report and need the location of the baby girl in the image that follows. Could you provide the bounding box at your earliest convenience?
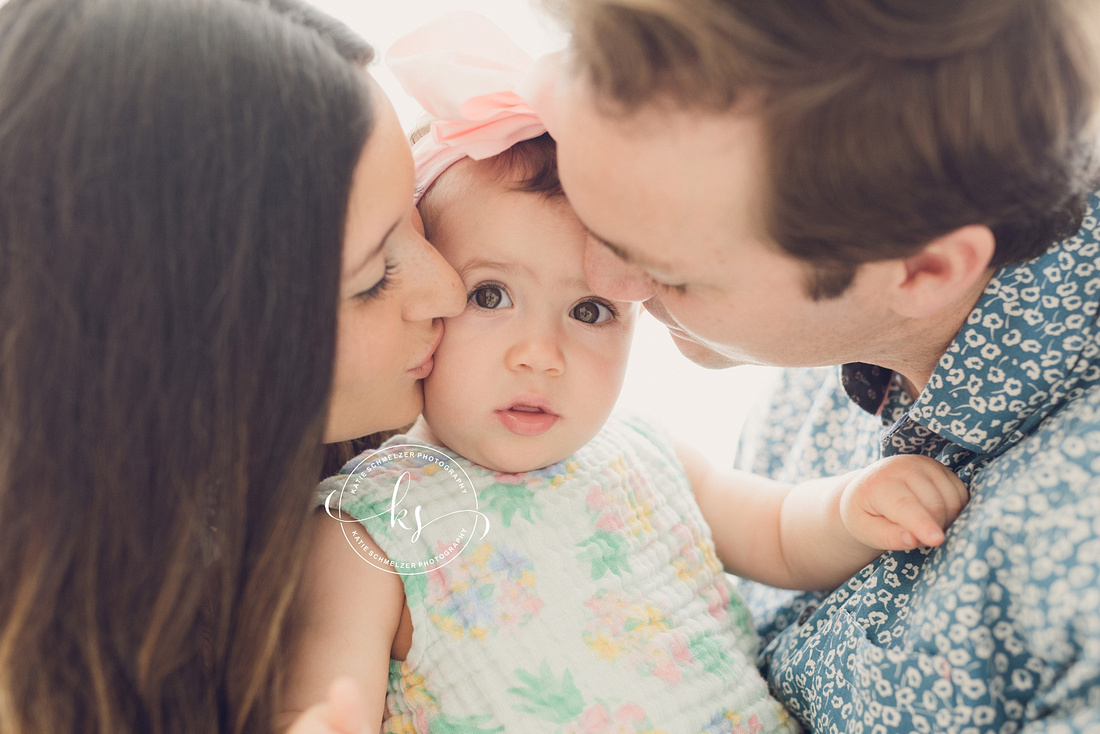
[286,13,968,734]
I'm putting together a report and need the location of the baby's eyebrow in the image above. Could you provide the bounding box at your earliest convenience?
[458,258,528,281]
[459,258,592,294]
[561,276,592,292]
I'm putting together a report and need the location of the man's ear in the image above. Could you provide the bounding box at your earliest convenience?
[889,225,996,319]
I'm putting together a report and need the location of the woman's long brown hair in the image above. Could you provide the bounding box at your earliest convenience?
[0,0,374,731]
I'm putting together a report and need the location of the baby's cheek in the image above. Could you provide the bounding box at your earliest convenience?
[420,374,458,434]
[584,368,623,425]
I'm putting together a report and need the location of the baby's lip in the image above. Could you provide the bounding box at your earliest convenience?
[499,394,558,416]
[495,395,561,437]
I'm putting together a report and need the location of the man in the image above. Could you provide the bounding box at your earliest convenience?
[548,0,1100,731]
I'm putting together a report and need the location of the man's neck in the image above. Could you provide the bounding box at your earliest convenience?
[870,270,995,401]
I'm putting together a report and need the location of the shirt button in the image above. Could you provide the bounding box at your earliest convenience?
[797,605,818,627]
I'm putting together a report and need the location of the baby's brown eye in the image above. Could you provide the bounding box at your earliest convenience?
[571,300,613,324]
[470,284,511,309]
[477,288,500,308]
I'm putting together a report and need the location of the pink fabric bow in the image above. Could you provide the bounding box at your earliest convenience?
[387,10,560,202]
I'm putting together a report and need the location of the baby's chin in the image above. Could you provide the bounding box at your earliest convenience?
[437,433,583,475]
[461,443,574,474]
[421,413,607,474]
[481,454,568,474]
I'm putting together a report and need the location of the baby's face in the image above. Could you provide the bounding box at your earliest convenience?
[419,160,637,472]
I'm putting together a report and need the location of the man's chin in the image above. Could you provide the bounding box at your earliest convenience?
[668,331,742,369]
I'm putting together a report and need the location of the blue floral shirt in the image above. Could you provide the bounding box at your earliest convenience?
[736,193,1100,733]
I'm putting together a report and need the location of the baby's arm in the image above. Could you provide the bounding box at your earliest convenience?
[280,512,405,732]
[679,445,968,591]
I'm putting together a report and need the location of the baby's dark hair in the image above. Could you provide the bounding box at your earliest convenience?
[411,118,563,199]
[483,132,563,198]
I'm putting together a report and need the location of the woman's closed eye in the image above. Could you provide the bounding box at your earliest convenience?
[469,283,513,310]
[353,260,397,302]
[571,299,616,325]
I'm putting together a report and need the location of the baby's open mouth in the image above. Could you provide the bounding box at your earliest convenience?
[496,401,560,436]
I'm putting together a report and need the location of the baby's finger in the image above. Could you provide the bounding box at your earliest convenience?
[872,490,947,547]
[899,476,951,528]
[940,471,970,512]
[847,512,923,550]
[912,472,968,526]
[918,460,968,500]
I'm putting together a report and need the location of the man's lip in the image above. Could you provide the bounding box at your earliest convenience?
[642,298,677,328]
[642,299,694,340]
[665,324,689,337]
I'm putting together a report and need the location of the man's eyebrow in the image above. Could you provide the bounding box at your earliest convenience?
[344,218,399,280]
[588,230,674,274]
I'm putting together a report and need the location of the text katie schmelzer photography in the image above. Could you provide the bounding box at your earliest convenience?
[323,445,491,575]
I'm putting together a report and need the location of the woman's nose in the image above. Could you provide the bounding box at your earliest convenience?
[403,232,466,322]
[582,234,658,302]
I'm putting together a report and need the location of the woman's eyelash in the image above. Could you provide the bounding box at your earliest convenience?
[355,260,397,301]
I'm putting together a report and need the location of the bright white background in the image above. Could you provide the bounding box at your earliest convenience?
[311,0,780,466]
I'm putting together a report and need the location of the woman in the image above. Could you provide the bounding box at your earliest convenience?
[0,0,462,732]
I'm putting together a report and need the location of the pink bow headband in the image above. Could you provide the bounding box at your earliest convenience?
[386,11,560,203]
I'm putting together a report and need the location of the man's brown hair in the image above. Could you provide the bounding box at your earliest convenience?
[549,0,1100,297]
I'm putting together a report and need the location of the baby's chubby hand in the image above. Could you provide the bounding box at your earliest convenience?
[839,454,969,551]
[285,678,369,734]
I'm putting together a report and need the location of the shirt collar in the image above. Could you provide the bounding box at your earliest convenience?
[843,191,1100,457]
